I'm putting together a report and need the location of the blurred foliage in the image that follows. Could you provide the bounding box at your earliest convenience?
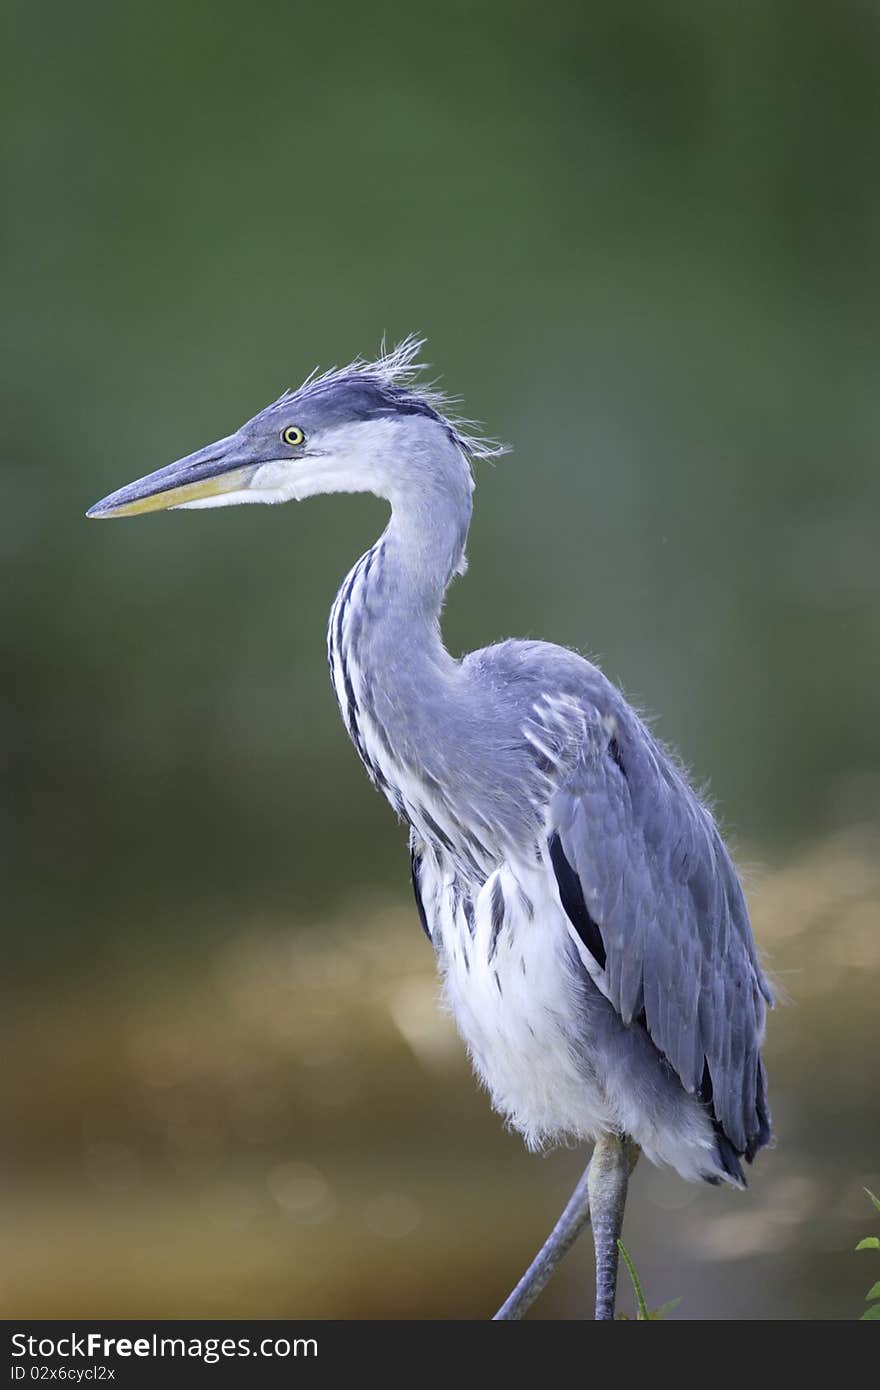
[4,0,880,981]
[3,0,880,1320]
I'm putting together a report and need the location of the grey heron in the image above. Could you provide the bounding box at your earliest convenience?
[87,338,773,1320]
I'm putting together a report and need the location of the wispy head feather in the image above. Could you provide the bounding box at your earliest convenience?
[281,335,508,461]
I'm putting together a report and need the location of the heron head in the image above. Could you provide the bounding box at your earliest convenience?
[86,337,504,520]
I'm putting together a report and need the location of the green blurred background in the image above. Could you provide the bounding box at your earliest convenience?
[3,0,879,1319]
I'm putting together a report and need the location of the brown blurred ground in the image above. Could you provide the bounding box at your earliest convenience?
[5,830,878,1320]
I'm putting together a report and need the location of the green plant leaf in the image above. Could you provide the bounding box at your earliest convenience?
[856,1237,880,1251]
[649,1298,683,1320]
[865,1281,880,1301]
[617,1240,650,1321]
[866,1189,880,1216]
[861,1303,880,1320]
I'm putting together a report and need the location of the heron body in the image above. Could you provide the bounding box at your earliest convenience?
[88,338,773,1315]
[326,467,770,1183]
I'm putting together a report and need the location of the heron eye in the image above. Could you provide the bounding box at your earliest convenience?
[282,425,305,447]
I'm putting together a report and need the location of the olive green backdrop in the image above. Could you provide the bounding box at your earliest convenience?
[3,0,879,1319]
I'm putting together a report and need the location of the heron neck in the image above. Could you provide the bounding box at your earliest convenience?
[328,486,471,808]
[381,480,471,625]
[328,474,473,791]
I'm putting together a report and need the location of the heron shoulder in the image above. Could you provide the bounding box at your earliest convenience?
[463,638,620,711]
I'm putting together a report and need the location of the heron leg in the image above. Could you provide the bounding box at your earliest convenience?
[493,1159,593,1320]
[588,1131,638,1320]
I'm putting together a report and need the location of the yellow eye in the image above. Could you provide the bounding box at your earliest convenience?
[282,425,305,447]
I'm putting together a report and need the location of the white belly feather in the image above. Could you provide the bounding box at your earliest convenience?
[415,843,720,1181]
[418,848,616,1150]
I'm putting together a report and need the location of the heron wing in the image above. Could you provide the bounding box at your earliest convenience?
[547,710,772,1161]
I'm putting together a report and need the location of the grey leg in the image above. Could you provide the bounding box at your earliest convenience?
[588,1131,637,1320]
[493,1159,592,1320]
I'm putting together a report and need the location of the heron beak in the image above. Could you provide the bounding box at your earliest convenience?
[86,437,259,519]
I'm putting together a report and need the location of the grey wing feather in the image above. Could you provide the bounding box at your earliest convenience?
[548,707,773,1162]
